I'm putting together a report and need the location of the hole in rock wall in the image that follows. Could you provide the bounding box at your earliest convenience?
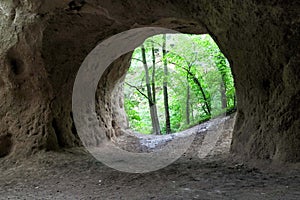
[80,28,238,172]
[0,78,5,88]
[10,58,24,75]
[90,29,238,159]
[123,33,236,136]
[7,50,25,76]
[0,133,13,158]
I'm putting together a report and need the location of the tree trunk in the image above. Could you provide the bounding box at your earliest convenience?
[151,41,156,105]
[191,103,194,123]
[162,34,171,134]
[186,77,190,125]
[220,82,227,109]
[141,45,161,134]
[151,41,161,134]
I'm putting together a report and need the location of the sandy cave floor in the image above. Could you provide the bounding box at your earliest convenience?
[0,116,300,200]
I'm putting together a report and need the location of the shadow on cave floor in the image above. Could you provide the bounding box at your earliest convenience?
[0,115,300,200]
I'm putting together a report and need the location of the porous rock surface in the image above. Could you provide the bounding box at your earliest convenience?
[0,0,299,164]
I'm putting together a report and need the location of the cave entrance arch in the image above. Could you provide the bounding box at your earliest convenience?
[73,27,238,173]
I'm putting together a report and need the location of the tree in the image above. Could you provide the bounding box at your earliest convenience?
[166,52,212,117]
[162,34,171,134]
[212,44,236,112]
[140,44,161,134]
[125,43,161,134]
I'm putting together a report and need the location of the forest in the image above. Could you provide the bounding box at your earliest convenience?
[124,34,236,135]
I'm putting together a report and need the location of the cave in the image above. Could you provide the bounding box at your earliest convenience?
[0,0,299,198]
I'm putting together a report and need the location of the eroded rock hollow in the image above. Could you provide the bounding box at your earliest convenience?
[0,0,299,163]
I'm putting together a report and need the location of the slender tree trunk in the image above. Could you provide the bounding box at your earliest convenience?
[162,34,171,134]
[191,102,194,123]
[151,41,156,105]
[220,82,227,109]
[186,77,190,125]
[141,44,160,134]
[151,41,161,134]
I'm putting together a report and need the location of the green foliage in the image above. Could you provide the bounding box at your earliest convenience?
[124,34,236,134]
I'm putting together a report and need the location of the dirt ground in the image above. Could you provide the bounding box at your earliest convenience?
[0,116,299,200]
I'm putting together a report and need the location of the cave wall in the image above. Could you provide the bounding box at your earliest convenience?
[194,1,300,162]
[0,0,299,163]
[95,53,133,139]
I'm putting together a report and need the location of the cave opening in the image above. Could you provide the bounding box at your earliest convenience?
[88,30,238,158]
[123,33,236,136]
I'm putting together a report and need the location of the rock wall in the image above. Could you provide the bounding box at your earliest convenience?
[0,0,60,157]
[95,53,132,139]
[0,0,299,163]
[197,1,300,163]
